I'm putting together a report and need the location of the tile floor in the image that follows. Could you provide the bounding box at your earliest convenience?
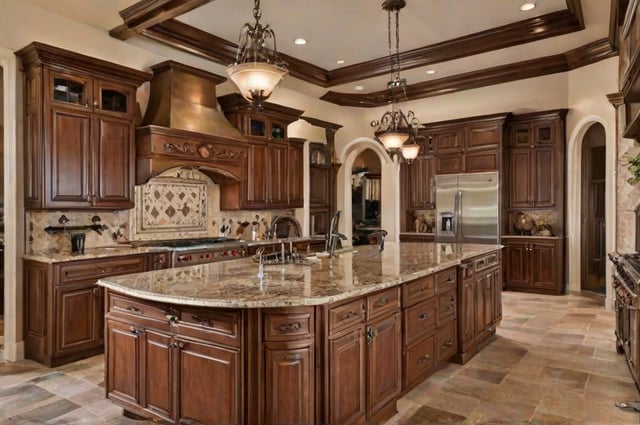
[0,292,638,424]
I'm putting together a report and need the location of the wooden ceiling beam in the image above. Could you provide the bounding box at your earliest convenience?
[110,0,213,40]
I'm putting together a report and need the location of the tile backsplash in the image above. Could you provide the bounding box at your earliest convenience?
[26,168,298,253]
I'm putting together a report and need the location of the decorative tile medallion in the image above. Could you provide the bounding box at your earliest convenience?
[136,177,207,234]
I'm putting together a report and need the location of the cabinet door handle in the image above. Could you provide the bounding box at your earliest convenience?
[279,322,302,332]
[192,315,212,326]
[417,354,431,365]
[342,311,358,320]
[377,296,388,306]
[366,327,378,345]
[166,314,178,325]
[93,99,99,107]
[129,327,143,335]
[126,305,141,314]
[443,339,453,348]
[419,313,429,320]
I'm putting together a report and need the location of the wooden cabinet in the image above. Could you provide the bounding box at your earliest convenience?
[106,294,244,425]
[327,288,401,424]
[456,250,502,364]
[503,237,564,294]
[506,110,566,209]
[218,94,305,210]
[16,42,150,210]
[426,113,508,175]
[404,155,435,210]
[310,143,333,235]
[23,252,168,367]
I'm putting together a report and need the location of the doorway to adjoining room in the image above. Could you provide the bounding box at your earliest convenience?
[351,149,382,245]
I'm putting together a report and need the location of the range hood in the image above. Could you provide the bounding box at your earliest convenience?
[136,60,249,185]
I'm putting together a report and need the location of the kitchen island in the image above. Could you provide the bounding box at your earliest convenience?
[98,242,502,425]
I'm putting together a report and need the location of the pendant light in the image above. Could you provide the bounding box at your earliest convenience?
[227,0,288,107]
[370,0,422,163]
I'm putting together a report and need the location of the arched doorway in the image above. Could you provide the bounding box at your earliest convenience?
[351,148,382,245]
[580,123,606,295]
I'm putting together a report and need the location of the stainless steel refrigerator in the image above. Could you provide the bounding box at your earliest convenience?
[435,172,500,244]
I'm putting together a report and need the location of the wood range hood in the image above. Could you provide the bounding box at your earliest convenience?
[136,60,249,185]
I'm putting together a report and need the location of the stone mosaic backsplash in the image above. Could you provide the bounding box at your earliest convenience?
[618,140,640,253]
[26,168,299,253]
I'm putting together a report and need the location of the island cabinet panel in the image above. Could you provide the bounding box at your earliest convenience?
[24,254,154,367]
[455,250,502,364]
[144,330,174,421]
[106,319,143,408]
[328,326,366,425]
[367,313,402,418]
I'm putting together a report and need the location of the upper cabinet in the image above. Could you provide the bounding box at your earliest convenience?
[426,113,509,175]
[218,94,304,210]
[618,1,640,140]
[505,110,567,210]
[16,42,151,210]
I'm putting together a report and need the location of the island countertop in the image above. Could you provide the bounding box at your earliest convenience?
[97,243,502,308]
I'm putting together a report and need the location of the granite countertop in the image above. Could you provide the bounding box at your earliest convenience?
[246,235,327,247]
[501,235,563,239]
[23,246,171,263]
[97,243,501,308]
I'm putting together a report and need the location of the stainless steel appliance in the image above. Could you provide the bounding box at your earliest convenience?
[144,237,249,267]
[610,253,640,390]
[435,172,499,244]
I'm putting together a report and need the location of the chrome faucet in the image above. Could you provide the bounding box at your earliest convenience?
[369,230,388,251]
[325,211,342,252]
[329,232,348,257]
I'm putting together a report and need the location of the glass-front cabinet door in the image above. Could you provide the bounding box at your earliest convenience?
[48,69,90,109]
[95,80,133,117]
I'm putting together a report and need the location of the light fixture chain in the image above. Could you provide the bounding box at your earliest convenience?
[394,8,400,79]
[253,0,262,23]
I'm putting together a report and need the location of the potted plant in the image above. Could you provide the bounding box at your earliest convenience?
[626,151,640,185]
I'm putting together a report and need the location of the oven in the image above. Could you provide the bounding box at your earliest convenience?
[610,253,640,387]
[146,238,249,268]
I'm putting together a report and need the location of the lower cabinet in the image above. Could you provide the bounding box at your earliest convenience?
[23,254,168,367]
[457,250,502,364]
[328,326,366,425]
[503,237,564,294]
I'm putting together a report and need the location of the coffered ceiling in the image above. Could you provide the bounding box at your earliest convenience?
[26,0,619,106]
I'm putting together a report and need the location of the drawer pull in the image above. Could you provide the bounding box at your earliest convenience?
[443,340,453,348]
[279,322,302,332]
[129,327,144,336]
[419,313,429,320]
[377,297,388,306]
[126,306,142,314]
[192,315,212,326]
[342,311,358,320]
[366,327,378,345]
[417,354,431,365]
[166,314,178,325]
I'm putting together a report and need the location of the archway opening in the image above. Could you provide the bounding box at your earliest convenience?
[580,122,606,295]
[351,148,382,245]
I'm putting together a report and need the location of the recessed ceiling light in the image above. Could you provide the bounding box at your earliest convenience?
[337,59,345,65]
[294,38,307,45]
[426,69,436,75]
[520,3,535,11]
[354,85,364,91]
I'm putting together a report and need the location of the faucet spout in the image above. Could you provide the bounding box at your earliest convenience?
[370,230,388,251]
[328,232,348,257]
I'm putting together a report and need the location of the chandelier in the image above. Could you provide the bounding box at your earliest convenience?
[370,0,421,163]
[227,0,288,107]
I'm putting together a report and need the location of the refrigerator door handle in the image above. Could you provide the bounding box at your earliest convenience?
[454,190,462,242]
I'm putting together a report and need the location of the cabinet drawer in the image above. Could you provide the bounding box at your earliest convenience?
[57,256,145,285]
[435,267,457,293]
[178,307,241,347]
[404,335,435,389]
[473,251,500,273]
[263,308,314,341]
[403,298,437,346]
[435,320,457,362]
[437,290,456,325]
[107,292,172,329]
[366,287,401,321]
[403,275,435,307]
[329,299,365,334]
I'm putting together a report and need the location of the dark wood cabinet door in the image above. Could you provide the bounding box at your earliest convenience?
[504,242,529,288]
[510,124,531,147]
[509,148,532,208]
[245,141,269,207]
[310,167,330,206]
[329,326,366,425]
[481,273,493,334]
[532,121,556,146]
[269,141,289,206]
[466,124,501,151]
[94,79,134,118]
[288,142,304,207]
[177,338,242,425]
[530,240,559,291]
[46,69,91,110]
[435,154,464,174]
[465,149,499,172]
[367,313,401,418]
[406,156,434,209]
[264,340,314,425]
[460,279,475,345]
[492,268,502,324]
[46,106,92,207]
[143,330,174,421]
[54,283,100,354]
[93,114,134,208]
[106,319,143,407]
[531,146,555,208]
[433,130,464,155]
